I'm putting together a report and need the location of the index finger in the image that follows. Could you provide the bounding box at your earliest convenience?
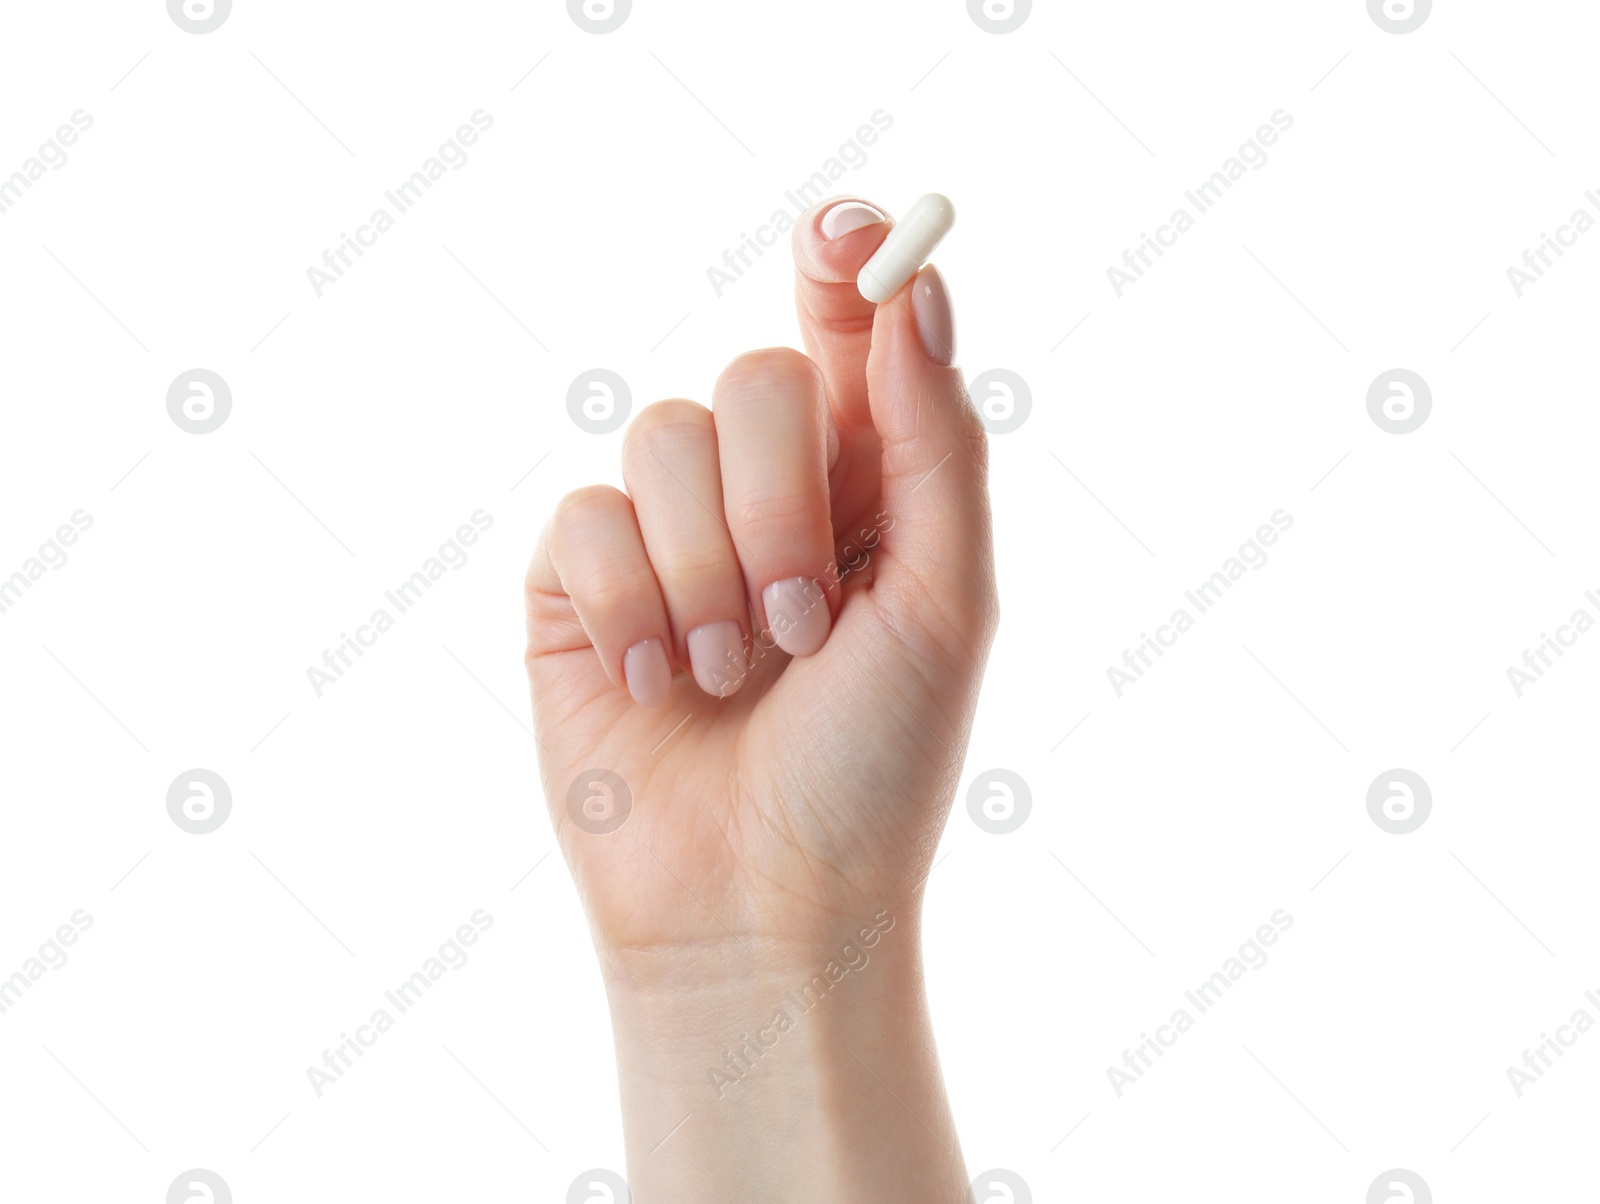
[791,196,891,430]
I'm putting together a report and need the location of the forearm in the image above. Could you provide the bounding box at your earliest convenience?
[601,914,968,1202]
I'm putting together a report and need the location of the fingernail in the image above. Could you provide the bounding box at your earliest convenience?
[687,621,749,697]
[912,264,955,365]
[623,637,671,707]
[762,577,831,657]
[819,201,886,240]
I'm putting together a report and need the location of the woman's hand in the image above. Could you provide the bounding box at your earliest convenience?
[525,195,995,1202]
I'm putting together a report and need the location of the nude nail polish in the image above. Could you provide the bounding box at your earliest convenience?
[912,264,955,365]
[623,637,671,707]
[687,621,748,697]
[762,577,831,657]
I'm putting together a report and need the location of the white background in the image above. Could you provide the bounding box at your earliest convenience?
[1,1,1596,1200]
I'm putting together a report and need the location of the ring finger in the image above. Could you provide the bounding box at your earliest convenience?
[622,400,752,697]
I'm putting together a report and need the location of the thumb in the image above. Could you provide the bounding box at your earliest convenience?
[863,264,997,645]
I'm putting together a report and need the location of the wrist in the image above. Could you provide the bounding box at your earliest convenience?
[595,903,908,992]
[599,910,970,1202]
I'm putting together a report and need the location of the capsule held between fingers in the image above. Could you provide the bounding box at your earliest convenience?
[856,193,955,304]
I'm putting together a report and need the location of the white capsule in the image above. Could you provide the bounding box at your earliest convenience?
[855,193,955,304]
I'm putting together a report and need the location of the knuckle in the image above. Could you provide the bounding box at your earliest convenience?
[622,400,711,468]
[948,383,992,458]
[714,347,824,405]
[959,393,991,449]
[553,484,629,529]
[799,290,875,337]
[576,571,648,623]
[732,489,820,538]
[655,544,739,593]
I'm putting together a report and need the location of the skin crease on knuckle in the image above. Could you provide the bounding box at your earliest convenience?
[622,401,713,466]
[527,192,982,1199]
[717,344,825,393]
[732,489,821,539]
